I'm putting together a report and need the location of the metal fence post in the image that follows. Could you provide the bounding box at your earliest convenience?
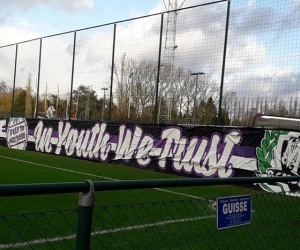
[154,14,164,124]
[108,23,116,121]
[69,31,77,120]
[75,180,95,250]
[218,0,231,125]
[36,38,42,118]
[11,44,18,117]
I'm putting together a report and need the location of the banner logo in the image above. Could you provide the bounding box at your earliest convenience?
[256,130,300,195]
[6,118,28,150]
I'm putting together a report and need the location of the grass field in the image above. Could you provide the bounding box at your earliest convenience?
[0,145,261,212]
[0,145,299,249]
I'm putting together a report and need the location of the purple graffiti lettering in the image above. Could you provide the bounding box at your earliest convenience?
[29,120,242,178]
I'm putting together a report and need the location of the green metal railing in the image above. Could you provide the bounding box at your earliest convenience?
[0,176,300,249]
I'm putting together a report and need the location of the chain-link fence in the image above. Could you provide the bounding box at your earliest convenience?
[91,194,300,250]
[0,177,300,249]
[0,209,78,249]
[1,193,300,249]
[0,0,300,125]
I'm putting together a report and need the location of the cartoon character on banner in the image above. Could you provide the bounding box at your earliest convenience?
[255,130,300,196]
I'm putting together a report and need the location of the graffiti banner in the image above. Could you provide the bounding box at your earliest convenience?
[0,118,300,195]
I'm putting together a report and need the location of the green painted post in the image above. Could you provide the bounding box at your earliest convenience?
[75,180,95,250]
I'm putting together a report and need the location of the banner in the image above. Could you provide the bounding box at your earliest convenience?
[1,117,300,195]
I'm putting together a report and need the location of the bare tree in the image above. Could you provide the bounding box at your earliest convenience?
[113,55,220,124]
[222,91,237,125]
[25,73,33,118]
[131,60,157,121]
[0,81,10,95]
[113,54,136,121]
[278,100,288,116]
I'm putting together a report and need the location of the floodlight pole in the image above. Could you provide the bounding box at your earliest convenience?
[190,72,205,127]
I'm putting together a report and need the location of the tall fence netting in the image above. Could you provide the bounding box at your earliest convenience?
[0,0,299,126]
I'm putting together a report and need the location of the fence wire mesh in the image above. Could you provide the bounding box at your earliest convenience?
[0,208,78,249]
[91,194,300,249]
[2,0,299,125]
[1,192,299,249]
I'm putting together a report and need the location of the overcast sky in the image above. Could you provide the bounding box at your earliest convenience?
[0,0,299,105]
[0,0,212,46]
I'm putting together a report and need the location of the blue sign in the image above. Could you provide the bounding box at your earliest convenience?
[217,195,252,229]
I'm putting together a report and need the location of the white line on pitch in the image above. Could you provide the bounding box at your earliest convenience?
[0,154,217,248]
[0,155,206,200]
[0,155,117,181]
[0,215,216,249]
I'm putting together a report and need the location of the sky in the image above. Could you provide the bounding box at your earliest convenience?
[0,0,218,92]
[0,0,209,46]
[0,0,300,109]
